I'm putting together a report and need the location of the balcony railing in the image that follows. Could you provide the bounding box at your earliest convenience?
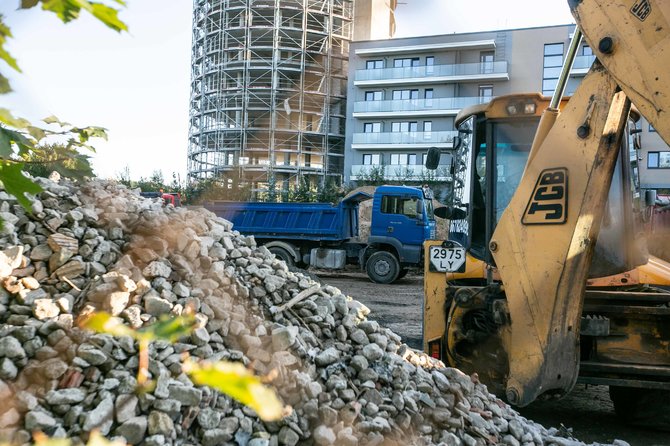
[355,61,508,83]
[571,54,596,74]
[353,96,492,115]
[351,164,451,181]
[352,131,457,146]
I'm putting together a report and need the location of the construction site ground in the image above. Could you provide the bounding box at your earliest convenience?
[316,269,670,446]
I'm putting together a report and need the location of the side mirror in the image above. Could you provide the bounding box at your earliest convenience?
[425,147,441,170]
[435,206,467,220]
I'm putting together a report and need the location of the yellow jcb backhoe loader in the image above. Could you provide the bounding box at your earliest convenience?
[423,0,670,427]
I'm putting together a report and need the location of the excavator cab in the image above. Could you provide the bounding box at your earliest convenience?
[441,94,647,278]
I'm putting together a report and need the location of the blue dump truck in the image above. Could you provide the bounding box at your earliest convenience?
[204,185,436,284]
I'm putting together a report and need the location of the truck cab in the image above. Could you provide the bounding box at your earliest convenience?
[365,185,436,283]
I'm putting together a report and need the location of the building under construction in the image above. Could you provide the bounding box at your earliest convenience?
[188,0,360,194]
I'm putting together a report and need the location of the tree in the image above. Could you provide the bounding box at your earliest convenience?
[0,1,127,209]
[21,142,94,179]
[357,164,387,186]
[186,169,253,204]
[290,175,315,202]
[316,177,343,203]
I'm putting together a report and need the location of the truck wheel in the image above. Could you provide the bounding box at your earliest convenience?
[268,247,295,267]
[609,386,670,430]
[397,268,409,279]
[366,251,400,284]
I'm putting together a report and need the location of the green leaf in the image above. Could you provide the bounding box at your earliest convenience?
[26,126,47,141]
[0,73,11,94]
[185,360,288,421]
[20,0,41,9]
[0,108,31,129]
[40,0,83,23]
[43,114,69,126]
[75,125,108,144]
[0,161,43,209]
[0,129,13,158]
[137,314,197,342]
[0,127,36,157]
[90,3,128,32]
[40,0,128,32]
[0,18,21,73]
[80,312,137,338]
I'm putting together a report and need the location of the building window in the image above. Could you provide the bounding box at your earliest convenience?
[388,153,417,165]
[650,123,657,132]
[426,56,435,74]
[366,60,384,69]
[392,89,419,100]
[363,154,381,165]
[648,151,670,168]
[480,51,494,74]
[393,57,420,68]
[543,43,564,95]
[363,122,382,133]
[391,153,407,165]
[425,88,434,106]
[392,122,418,132]
[365,91,383,101]
[423,122,433,139]
[223,152,235,165]
[580,45,593,56]
[479,85,493,99]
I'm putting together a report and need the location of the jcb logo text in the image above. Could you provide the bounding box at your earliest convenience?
[631,0,651,21]
[522,168,568,225]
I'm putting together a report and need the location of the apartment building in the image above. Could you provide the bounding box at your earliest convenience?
[344,24,667,191]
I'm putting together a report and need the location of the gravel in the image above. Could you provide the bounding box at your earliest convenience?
[0,177,626,446]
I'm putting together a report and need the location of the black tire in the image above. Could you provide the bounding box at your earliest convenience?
[268,246,295,267]
[397,268,409,279]
[609,386,670,430]
[366,251,400,284]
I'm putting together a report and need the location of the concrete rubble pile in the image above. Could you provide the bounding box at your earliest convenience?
[0,178,626,446]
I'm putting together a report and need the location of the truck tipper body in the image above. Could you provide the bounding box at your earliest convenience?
[204,185,436,283]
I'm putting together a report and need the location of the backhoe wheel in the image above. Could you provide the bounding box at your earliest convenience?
[366,251,400,284]
[609,386,670,430]
[268,246,295,267]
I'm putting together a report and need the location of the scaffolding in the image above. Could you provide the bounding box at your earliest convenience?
[188,0,353,193]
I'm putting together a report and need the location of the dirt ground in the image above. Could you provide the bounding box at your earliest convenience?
[317,270,670,446]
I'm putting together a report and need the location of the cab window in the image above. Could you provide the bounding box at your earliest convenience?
[381,196,419,218]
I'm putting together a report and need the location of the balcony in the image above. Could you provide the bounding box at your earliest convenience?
[571,55,596,76]
[355,61,509,86]
[351,131,457,149]
[350,164,451,181]
[353,96,492,118]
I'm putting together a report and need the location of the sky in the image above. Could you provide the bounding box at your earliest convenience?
[0,0,575,182]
